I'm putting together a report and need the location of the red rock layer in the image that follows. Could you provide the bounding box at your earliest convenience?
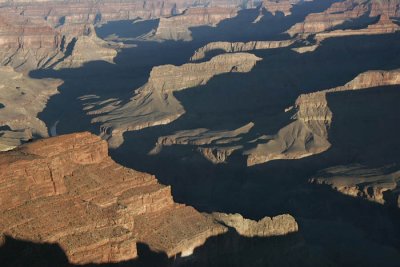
[0,132,225,264]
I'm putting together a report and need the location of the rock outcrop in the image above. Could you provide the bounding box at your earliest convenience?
[310,165,400,208]
[92,53,262,148]
[246,69,400,166]
[287,0,400,37]
[154,6,239,41]
[190,39,295,61]
[53,25,117,69]
[212,213,298,237]
[0,66,62,151]
[262,0,306,16]
[0,132,227,264]
[150,122,254,163]
[314,14,400,42]
[0,0,247,70]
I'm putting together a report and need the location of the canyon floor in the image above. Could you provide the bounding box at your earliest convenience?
[1,0,400,266]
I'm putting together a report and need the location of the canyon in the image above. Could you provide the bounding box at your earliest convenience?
[0,132,299,264]
[1,0,400,266]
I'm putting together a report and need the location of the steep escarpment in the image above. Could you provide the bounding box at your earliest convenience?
[0,0,240,70]
[314,14,400,42]
[92,53,262,148]
[287,0,400,37]
[154,6,240,41]
[246,69,400,166]
[310,165,400,208]
[190,40,295,61]
[0,66,62,151]
[0,132,227,264]
[0,11,118,71]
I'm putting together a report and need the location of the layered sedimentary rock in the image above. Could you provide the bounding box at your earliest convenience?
[287,0,400,37]
[0,0,247,70]
[53,25,117,69]
[212,213,298,237]
[0,66,62,151]
[246,69,400,166]
[262,0,306,16]
[191,39,295,61]
[0,132,226,264]
[150,122,254,163]
[314,14,400,42]
[310,165,400,208]
[154,6,239,41]
[92,53,261,148]
[0,13,65,70]
[0,10,118,70]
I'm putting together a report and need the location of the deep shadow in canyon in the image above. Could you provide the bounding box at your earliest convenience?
[28,4,400,266]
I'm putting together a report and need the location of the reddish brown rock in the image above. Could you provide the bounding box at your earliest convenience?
[0,132,226,264]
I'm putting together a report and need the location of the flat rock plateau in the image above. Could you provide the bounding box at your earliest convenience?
[1,0,400,266]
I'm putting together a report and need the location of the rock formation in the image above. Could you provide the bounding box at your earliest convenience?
[0,0,249,70]
[0,132,227,264]
[92,53,262,148]
[154,6,239,41]
[287,0,400,37]
[150,122,254,163]
[246,69,400,166]
[314,14,400,42]
[190,40,295,61]
[310,165,400,208]
[0,66,62,151]
[53,25,117,69]
[262,0,306,16]
[212,213,298,237]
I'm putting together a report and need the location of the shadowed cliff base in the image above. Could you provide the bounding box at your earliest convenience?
[0,230,356,267]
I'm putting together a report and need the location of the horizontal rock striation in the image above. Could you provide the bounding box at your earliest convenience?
[287,0,400,37]
[0,132,226,264]
[314,14,400,42]
[191,39,295,61]
[310,165,400,208]
[246,69,400,166]
[92,53,262,148]
[154,6,240,41]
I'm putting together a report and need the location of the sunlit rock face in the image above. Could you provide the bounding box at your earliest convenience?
[154,6,239,41]
[310,165,400,208]
[0,0,248,70]
[287,0,400,37]
[91,52,262,148]
[212,213,298,237]
[0,132,227,264]
[246,69,400,166]
[0,66,62,151]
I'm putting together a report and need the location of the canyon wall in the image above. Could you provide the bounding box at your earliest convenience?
[246,69,400,166]
[0,132,227,264]
[91,52,262,148]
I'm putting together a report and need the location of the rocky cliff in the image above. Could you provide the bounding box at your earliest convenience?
[310,165,400,208]
[0,66,62,151]
[246,69,400,166]
[190,39,295,61]
[92,53,261,148]
[287,0,400,37]
[0,132,227,264]
[154,6,240,41]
